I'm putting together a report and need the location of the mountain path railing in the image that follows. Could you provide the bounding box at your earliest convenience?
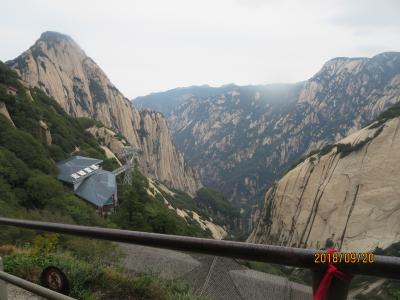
[0,217,399,300]
[0,257,74,300]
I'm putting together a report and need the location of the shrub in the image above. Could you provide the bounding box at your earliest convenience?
[32,234,59,256]
[0,117,56,174]
[0,244,17,255]
[0,147,30,186]
[25,174,64,209]
[3,251,208,300]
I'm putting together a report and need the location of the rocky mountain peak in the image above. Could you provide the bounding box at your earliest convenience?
[39,31,75,43]
[315,52,400,79]
[136,52,400,224]
[316,57,366,78]
[36,31,86,58]
[7,32,202,196]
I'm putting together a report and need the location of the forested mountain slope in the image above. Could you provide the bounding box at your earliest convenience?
[0,64,210,298]
[7,31,201,196]
[0,61,230,241]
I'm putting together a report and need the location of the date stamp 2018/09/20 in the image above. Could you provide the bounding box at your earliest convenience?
[314,252,374,264]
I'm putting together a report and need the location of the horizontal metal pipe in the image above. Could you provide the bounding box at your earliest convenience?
[0,271,75,300]
[1,217,399,280]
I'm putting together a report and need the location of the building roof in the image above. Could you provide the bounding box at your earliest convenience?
[57,156,103,184]
[75,169,117,207]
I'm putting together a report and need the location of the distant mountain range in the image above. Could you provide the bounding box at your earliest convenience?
[134,53,400,225]
[135,84,241,116]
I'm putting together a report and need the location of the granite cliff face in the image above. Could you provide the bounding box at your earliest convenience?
[136,109,202,194]
[7,31,201,196]
[135,53,400,217]
[248,111,400,251]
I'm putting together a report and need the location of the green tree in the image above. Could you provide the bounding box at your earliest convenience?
[25,174,64,209]
[124,185,142,223]
[0,119,56,175]
[0,147,30,186]
[32,234,59,255]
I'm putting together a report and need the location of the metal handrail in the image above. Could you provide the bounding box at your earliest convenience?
[0,270,75,300]
[0,216,399,300]
[0,217,399,279]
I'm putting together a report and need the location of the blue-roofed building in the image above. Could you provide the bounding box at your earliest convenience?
[57,156,117,216]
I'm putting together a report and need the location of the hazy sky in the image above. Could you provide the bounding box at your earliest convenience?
[1,0,400,98]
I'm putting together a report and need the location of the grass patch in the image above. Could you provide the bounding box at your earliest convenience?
[2,250,208,300]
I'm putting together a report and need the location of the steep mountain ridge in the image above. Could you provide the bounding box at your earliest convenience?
[136,52,400,220]
[0,61,224,239]
[7,31,201,196]
[248,104,400,252]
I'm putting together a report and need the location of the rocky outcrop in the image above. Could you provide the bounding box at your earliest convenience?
[248,116,400,252]
[85,126,123,165]
[39,120,52,145]
[87,114,203,196]
[7,31,201,196]
[0,102,14,126]
[136,53,400,219]
[86,126,127,157]
[136,109,202,195]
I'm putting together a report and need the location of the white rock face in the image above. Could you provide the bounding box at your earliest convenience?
[137,110,202,196]
[0,102,14,126]
[249,117,400,252]
[86,126,126,159]
[39,120,52,145]
[7,31,201,196]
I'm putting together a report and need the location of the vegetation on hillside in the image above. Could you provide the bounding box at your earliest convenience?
[0,63,118,167]
[194,188,240,226]
[1,237,207,300]
[111,167,210,237]
[0,61,116,236]
[0,60,210,238]
[158,186,241,235]
[0,61,213,298]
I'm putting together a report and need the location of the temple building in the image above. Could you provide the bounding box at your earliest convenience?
[57,156,117,216]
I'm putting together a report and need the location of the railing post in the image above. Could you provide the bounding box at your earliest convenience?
[0,257,7,300]
[312,270,352,300]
